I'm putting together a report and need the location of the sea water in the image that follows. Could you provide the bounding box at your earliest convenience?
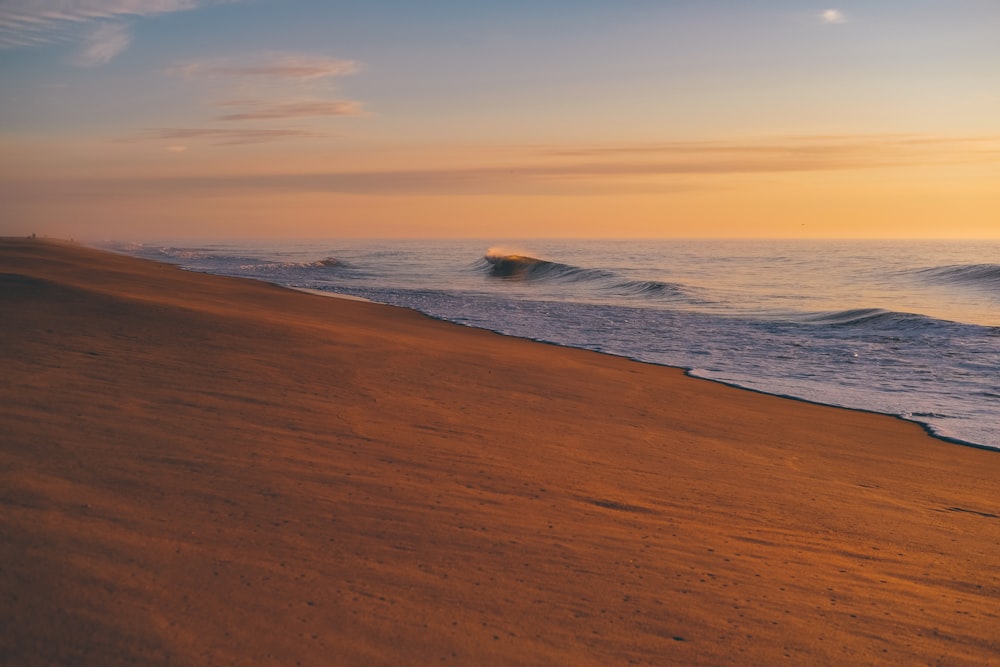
[102,239,1000,450]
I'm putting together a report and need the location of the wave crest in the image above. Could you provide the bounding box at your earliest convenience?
[477,250,689,301]
[914,263,1000,291]
[482,252,555,278]
[801,308,940,329]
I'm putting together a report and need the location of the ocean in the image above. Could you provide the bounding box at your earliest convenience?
[102,239,1000,451]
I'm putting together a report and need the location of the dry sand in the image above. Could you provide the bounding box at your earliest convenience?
[2,237,998,666]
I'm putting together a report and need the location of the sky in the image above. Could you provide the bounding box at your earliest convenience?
[1,0,998,240]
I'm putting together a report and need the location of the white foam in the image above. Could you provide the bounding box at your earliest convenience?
[289,287,372,302]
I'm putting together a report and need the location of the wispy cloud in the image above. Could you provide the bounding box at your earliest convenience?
[534,135,1000,176]
[125,127,329,146]
[89,134,1000,196]
[0,1,231,61]
[215,100,365,121]
[152,53,367,143]
[74,21,131,66]
[820,9,847,24]
[172,54,360,81]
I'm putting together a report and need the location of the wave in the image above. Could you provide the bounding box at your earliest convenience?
[912,263,1000,291]
[238,257,343,271]
[615,280,686,298]
[799,308,942,329]
[476,251,689,301]
[141,246,346,271]
[792,308,999,334]
[479,252,612,281]
[156,246,231,262]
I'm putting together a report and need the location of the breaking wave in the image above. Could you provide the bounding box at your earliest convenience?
[476,251,689,301]
[136,246,346,271]
[478,252,612,281]
[238,257,343,271]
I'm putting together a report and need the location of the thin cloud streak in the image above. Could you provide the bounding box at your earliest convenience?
[124,127,329,145]
[78,133,1000,197]
[216,100,365,121]
[0,0,217,49]
[172,54,360,80]
[535,135,1000,164]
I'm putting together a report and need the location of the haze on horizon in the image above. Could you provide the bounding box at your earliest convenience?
[1,1,998,240]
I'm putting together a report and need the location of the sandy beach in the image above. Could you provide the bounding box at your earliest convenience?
[2,237,998,666]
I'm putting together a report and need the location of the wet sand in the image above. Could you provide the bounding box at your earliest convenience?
[2,237,998,666]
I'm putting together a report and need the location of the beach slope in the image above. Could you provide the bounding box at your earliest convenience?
[2,238,998,666]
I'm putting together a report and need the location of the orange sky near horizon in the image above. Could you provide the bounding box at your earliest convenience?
[3,133,997,239]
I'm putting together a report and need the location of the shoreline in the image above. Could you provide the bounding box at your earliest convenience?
[3,237,999,666]
[264,277,994,453]
[680,369,997,453]
[288,285,374,302]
